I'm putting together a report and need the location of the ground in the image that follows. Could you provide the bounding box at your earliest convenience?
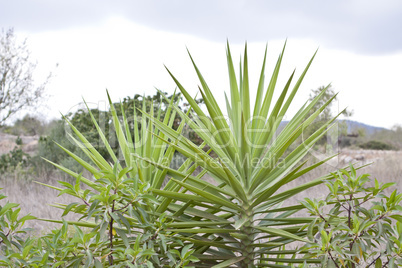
[0,132,38,156]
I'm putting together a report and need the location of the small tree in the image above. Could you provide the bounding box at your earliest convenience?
[308,85,353,121]
[303,85,353,148]
[301,165,402,267]
[0,28,52,126]
[5,115,45,136]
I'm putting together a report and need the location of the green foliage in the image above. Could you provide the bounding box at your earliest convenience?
[36,172,196,267]
[15,136,22,145]
[370,125,402,150]
[2,115,46,136]
[67,108,115,161]
[0,177,196,267]
[302,85,353,148]
[359,140,395,151]
[308,85,353,121]
[0,189,37,267]
[135,42,342,267]
[40,42,343,267]
[1,42,401,267]
[337,124,401,150]
[36,120,87,174]
[0,147,31,174]
[3,87,202,267]
[36,92,202,175]
[301,165,402,267]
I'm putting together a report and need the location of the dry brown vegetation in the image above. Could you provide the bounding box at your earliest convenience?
[0,132,38,156]
[0,177,77,234]
[1,149,401,235]
[287,150,402,205]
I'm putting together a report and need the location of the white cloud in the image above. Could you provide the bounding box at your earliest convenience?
[3,0,402,54]
[20,17,402,128]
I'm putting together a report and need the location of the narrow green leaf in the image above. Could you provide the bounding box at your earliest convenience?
[170,178,240,211]
[212,256,246,268]
[0,203,19,216]
[256,226,310,243]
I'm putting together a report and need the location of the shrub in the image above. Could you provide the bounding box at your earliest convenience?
[358,140,395,150]
[301,165,402,266]
[0,189,37,266]
[32,90,201,266]
[0,147,31,174]
[36,93,201,176]
[2,115,45,136]
[15,136,23,145]
[36,118,102,175]
[0,181,196,267]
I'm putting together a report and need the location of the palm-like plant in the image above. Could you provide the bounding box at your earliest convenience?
[138,42,343,267]
[38,42,343,267]
[38,94,207,266]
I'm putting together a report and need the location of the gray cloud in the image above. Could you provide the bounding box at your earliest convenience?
[2,0,402,54]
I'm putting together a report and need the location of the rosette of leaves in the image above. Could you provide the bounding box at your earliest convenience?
[300,165,402,267]
[37,94,202,266]
[134,42,343,267]
[34,41,343,267]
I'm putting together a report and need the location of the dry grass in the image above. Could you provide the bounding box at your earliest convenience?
[0,176,78,235]
[1,150,401,235]
[280,150,402,208]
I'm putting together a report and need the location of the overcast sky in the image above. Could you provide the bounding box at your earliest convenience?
[2,0,402,128]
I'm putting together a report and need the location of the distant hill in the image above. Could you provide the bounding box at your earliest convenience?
[278,119,387,136]
[339,120,387,136]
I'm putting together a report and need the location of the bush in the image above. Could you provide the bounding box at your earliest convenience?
[2,115,45,136]
[1,90,200,266]
[358,140,395,150]
[301,165,402,266]
[35,92,198,176]
[0,147,31,174]
[0,180,197,267]
[15,136,23,145]
[0,189,37,266]
[36,119,94,174]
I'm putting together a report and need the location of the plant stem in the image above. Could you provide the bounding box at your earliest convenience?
[348,194,355,268]
[240,204,254,267]
[108,200,116,265]
[328,251,340,268]
[366,251,384,267]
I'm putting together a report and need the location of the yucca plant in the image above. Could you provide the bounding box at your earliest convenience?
[134,42,346,267]
[36,42,344,267]
[37,94,206,266]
